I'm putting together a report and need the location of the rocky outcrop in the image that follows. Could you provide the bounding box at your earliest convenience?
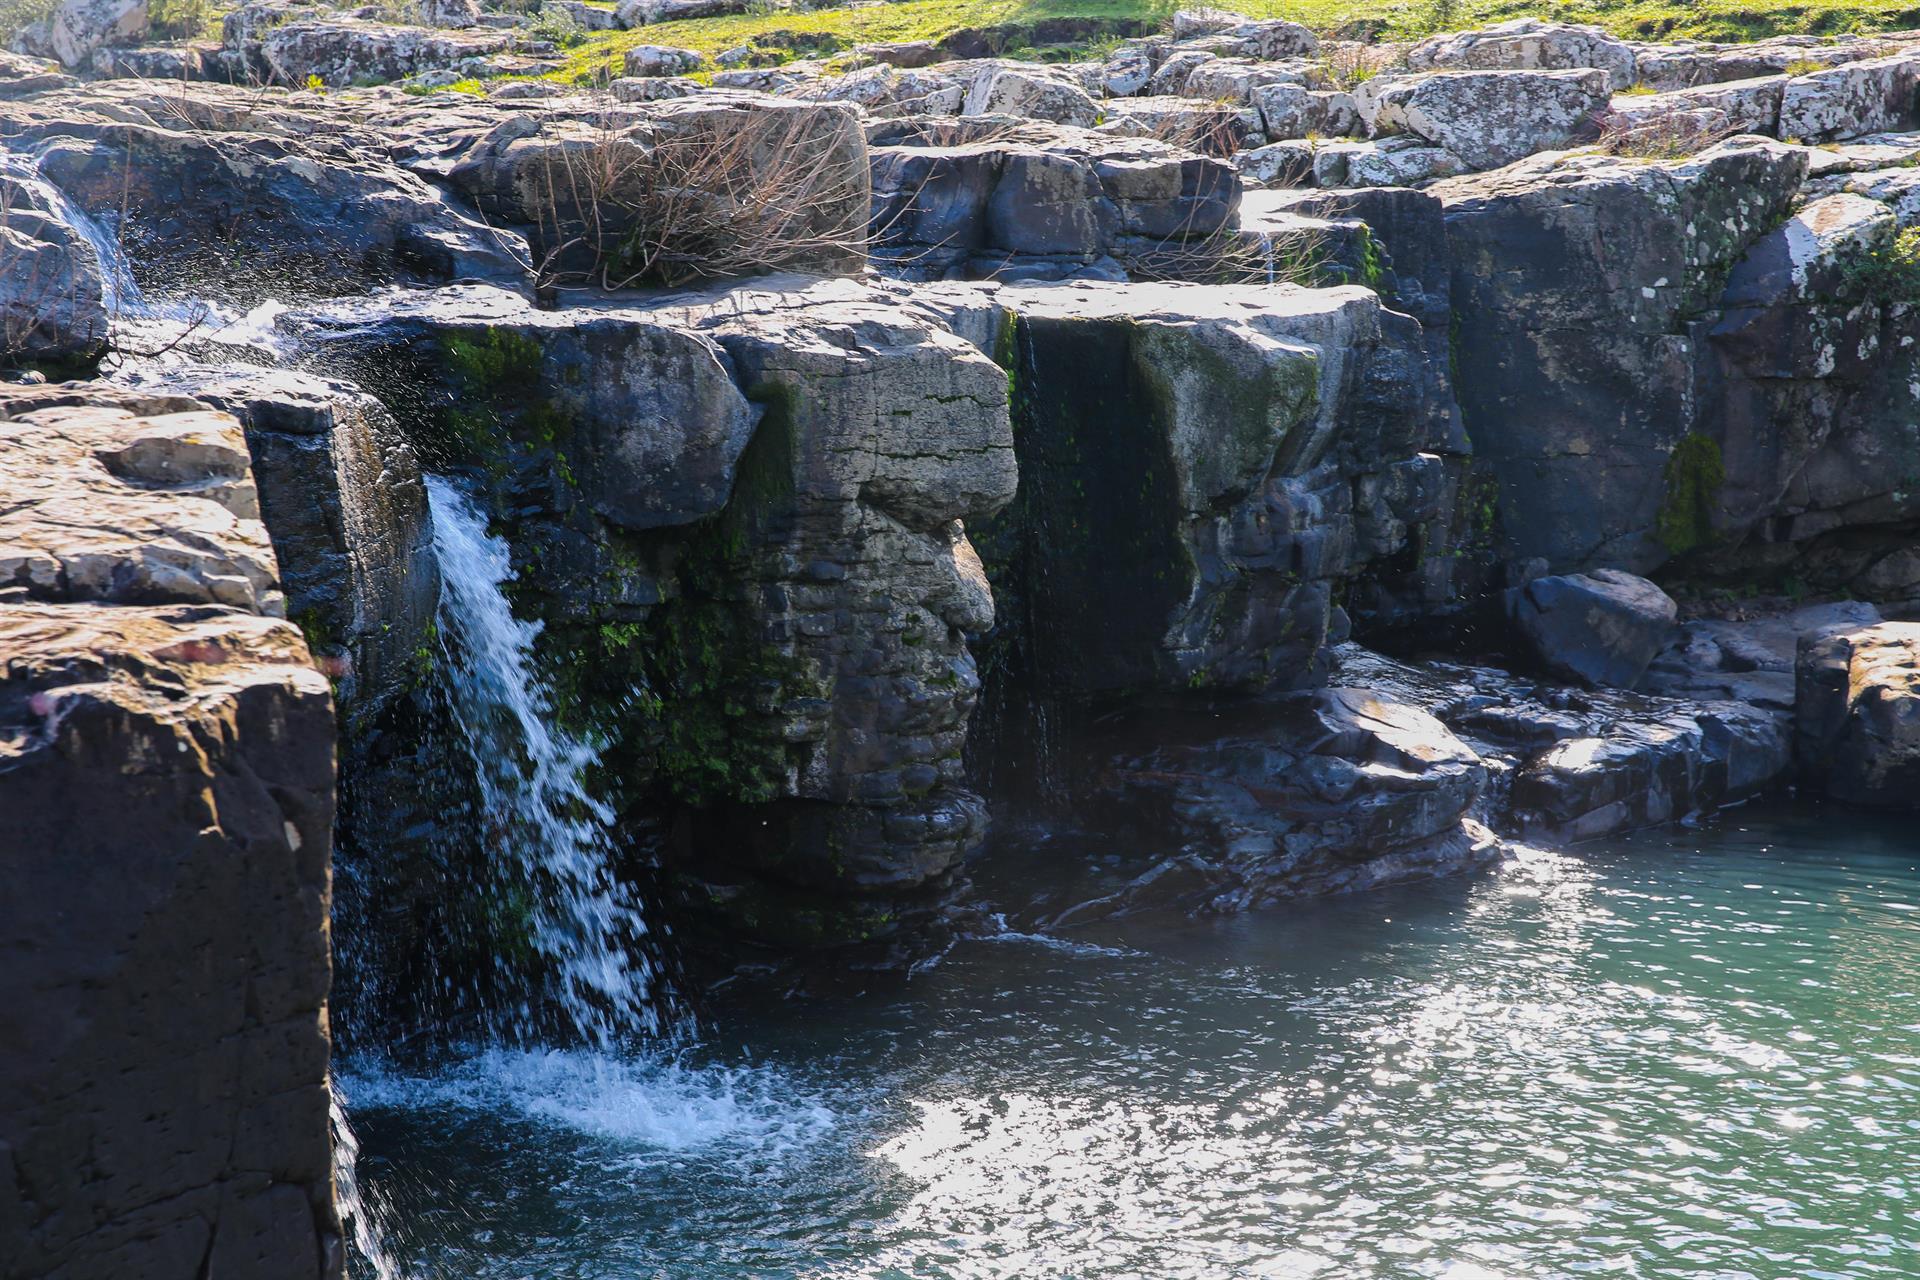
[1795,621,1920,807]
[1511,568,1678,689]
[1340,645,1792,844]
[911,277,1460,698]
[867,119,1240,281]
[1363,69,1611,170]
[1067,687,1499,919]
[291,276,1014,955]
[0,383,341,1280]
[0,159,110,369]
[1433,138,1807,571]
[48,0,146,68]
[119,365,441,724]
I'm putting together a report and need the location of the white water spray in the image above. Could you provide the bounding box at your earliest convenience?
[425,476,664,1048]
[330,1080,405,1280]
[2,153,289,358]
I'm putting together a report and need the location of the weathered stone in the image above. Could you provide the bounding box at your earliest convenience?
[1795,621,1920,806]
[1609,74,1785,136]
[1433,139,1808,571]
[543,0,620,31]
[258,18,515,87]
[0,164,110,368]
[1645,600,1881,708]
[917,278,1456,694]
[1097,96,1261,157]
[616,0,748,22]
[868,121,1238,278]
[49,0,147,67]
[816,64,965,116]
[1339,644,1793,844]
[624,42,701,76]
[1365,68,1611,169]
[1344,137,1465,187]
[1253,81,1359,140]
[0,47,76,93]
[0,382,340,1280]
[963,63,1100,127]
[1075,687,1498,916]
[1779,53,1920,143]
[120,365,441,724]
[1408,19,1637,91]
[1512,568,1678,689]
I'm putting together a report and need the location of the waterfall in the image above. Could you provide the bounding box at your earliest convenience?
[424,476,665,1048]
[330,1080,404,1280]
[2,153,288,357]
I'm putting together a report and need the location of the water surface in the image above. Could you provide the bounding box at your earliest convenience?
[346,803,1920,1279]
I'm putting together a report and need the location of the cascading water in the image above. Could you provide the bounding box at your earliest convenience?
[422,475,666,1048]
[2,153,288,358]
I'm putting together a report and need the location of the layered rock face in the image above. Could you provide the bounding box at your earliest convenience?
[293,278,1014,955]
[0,385,341,1280]
[1795,621,1920,805]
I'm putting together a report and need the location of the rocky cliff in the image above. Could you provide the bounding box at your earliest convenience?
[0,385,342,1280]
[9,7,1920,1271]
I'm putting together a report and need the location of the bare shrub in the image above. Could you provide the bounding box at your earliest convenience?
[531,97,870,292]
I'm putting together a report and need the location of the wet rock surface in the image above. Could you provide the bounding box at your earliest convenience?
[0,383,340,1280]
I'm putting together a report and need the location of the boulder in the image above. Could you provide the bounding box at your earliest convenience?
[1779,53,1920,143]
[0,163,111,368]
[1407,19,1637,91]
[1608,74,1785,137]
[257,18,514,87]
[815,64,965,116]
[1795,621,1920,806]
[963,63,1100,127]
[1512,569,1678,689]
[1339,645,1793,844]
[1645,599,1882,708]
[867,121,1238,278]
[616,0,749,22]
[543,0,620,31]
[0,383,340,1279]
[1364,68,1611,170]
[417,0,481,27]
[1094,96,1259,157]
[1253,81,1358,140]
[624,42,701,76]
[49,0,147,68]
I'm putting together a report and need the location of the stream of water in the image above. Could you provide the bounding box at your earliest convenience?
[340,802,1920,1280]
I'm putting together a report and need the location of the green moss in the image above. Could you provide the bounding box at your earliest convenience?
[639,383,817,808]
[1655,433,1727,555]
[438,327,578,489]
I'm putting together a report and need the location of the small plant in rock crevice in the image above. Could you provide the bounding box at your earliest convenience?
[1840,225,1920,302]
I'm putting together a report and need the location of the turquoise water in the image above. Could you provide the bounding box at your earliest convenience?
[345,803,1920,1279]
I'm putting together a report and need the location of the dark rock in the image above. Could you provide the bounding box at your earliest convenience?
[1433,139,1807,571]
[0,383,340,1280]
[1512,568,1677,688]
[1078,686,1499,917]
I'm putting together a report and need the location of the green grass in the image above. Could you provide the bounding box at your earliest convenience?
[543,0,1920,82]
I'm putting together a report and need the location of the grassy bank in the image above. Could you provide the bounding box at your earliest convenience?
[556,0,1920,80]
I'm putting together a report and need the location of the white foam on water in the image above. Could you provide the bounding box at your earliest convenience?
[340,1047,838,1165]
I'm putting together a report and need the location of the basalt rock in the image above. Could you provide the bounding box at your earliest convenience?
[118,364,441,725]
[1432,138,1807,572]
[867,120,1239,280]
[1,98,531,304]
[1067,686,1499,919]
[293,276,1015,955]
[0,162,110,369]
[1511,568,1678,689]
[0,383,340,1280]
[911,277,1462,700]
[1795,621,1920,807]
